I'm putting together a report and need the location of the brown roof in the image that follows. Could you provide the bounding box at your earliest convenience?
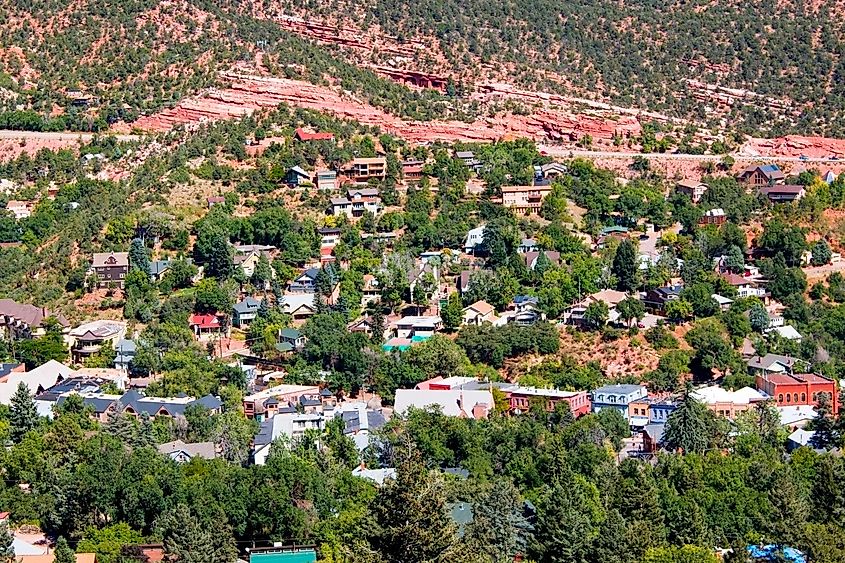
[466,300,495,316]
[92,252,129,268]
[722,273,749,286]
[0,299,69,328]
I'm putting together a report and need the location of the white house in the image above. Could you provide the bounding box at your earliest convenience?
[464,226,485,253]
[393,389,493,419]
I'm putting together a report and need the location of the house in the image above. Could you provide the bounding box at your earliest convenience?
[712,294,733,311]
[331,188,382,218]
[318,227,342,248]
[361,274,380,306]
[280,293,317,322]
[294,127,334,142]
[777,405,817,431]
[521,250,561,270]
[67,320,127,363]
[91,252,129,288]
[315,169,338,191]
[242,384,321,420]
[456,151,476,166]
[566,289,628,326]
[518,238,538,253]
[739,164,785,186]
[0,359,75,405]
[747,353,798,376]
[276,328,306,353]
[290,268,319,293]
[344,157,386,183]
[48,388,221,422]
[675,179,708,203]
[188,313,223,337]
[392,315,442,339]
[348,316,376,337]
[5,200,31,219]
[415,376,478,390]
[628,398,652,428]
[758,184,806,203]
[207,196,225,207]
[787,428,816,452]
[232,297,262,328]
[148,260,171,282]
[114,338,136,372]
[233,245,275,279]
[642,423,666,453]
[699,208,726,226]
[541,162,567,179]
[501,295,542,326]
[253,412,326,463]
[590,384,648,421]
[462,300,497,326]
[643,285,683,312]
[692,386,768,420]
[402,160,424,181]
[0,298,69,340]
[501,185,552,214]
[722,273,767,299]
[463,226,485,253]
[765,324,802,341]
[505,386,591,417]
[394,388,493,419]
[285,166,310,186]
[822,170,836,184]
[755,371,838,412]
[157,439,217,462]
[337,401,387,451]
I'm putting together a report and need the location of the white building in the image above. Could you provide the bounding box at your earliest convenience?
[463,226,485,253]
[393,389,493,419]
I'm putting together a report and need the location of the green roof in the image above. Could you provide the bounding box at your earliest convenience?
[275,342,294,352]
[280,328,301,339]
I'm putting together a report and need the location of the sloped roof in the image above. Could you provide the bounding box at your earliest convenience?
[0,298,69,328]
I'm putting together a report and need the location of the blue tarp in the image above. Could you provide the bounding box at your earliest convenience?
[747,545,806,563]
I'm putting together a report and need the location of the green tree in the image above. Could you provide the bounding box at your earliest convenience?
[612,239,638,292]
[157,504,236,563]
[0,521,13,563]
[371,447,463,563]
[583,301,609,330]
[194,279,232,314]
[440,292,463,332]
[10,382,38,443]
[129,237,150,274]
[54,537,75,563]
[193,230,233,279]
[662,388,714,454]
[810,393,837,449]
[250,254,273,287]
[530,476,599,563]
[812,239,832,266]
[748,304,770,333]
[617,296,645,328]
[665,299,693,323]
[464,478,533,562]
[724,245,746,273]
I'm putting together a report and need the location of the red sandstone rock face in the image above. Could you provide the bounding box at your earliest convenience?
[742,135,845,158]
[118,72,643,143]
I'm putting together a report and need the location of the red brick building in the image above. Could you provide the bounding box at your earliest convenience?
[506,387,591,417]
[755,372,839,413]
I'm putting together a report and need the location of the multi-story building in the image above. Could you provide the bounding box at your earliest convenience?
[755,371,838,413]
[331,188,382,218]
[675,180,708,203]
[501,185,552,214]
[315,170,338,191]
[507,387,591,417]
[591,384,648,421]
[692,386,768,420]
[344,157,386,183]
[66,320,126,363]
[91,252,129,288]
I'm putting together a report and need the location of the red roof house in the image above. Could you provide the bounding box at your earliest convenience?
[294,128,335,142]
[189,313,222,336]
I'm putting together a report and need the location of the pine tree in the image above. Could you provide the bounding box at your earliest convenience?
[810,393,836,449]
[371,446,462,563]
[612,239,638,292]
[10,382,38,442]
[662,387,713,454]
[159,504,236,563]
[129,237,150,274]
[0,521,14,563]
[106,408,138,445]
[54,537,75,563]
[465,478,533,562]
[530,478,595,563]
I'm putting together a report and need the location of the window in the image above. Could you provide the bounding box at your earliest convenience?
[793,393,799,403]
[786,394,791,403]
[778,394,784,402]
[801,393,806,403]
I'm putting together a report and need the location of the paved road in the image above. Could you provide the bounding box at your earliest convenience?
[0,130,141,142]
[538,144,842,164]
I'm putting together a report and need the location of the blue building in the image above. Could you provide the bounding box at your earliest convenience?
[649,398,679,424]
[591,384,648,421]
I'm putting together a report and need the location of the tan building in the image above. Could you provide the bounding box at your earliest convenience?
[501,185,552,214]
[675,179,708,203]
[345,157,386,183]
